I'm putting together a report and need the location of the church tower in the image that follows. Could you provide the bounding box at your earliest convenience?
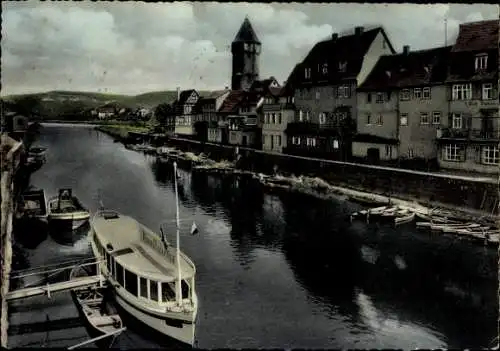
[231,17,261,91]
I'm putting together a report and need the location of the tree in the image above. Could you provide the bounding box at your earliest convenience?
[10,95,42,117]
[154,103,172,126]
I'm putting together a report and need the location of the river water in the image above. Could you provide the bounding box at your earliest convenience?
[8,123,498,349]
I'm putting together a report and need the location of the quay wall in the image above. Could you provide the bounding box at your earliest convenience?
[0,136,24,348]
[165,137,499,215]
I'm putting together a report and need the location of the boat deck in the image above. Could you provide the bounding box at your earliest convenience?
[92,213,196,281]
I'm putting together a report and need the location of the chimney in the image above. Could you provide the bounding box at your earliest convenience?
[331,33,338,41]
[176,87,180,100]
[355,26,364,36]
[403,45,410,55]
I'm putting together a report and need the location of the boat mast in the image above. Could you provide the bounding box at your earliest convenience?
[173,162,182,306]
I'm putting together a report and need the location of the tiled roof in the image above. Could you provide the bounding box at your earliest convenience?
[218,90,246,113]
[233,17,260,44]
[202,90,229,100]
[296,27,396,84]
[358,45,452,90]
[250,77,279,92]
[452,19,499,52]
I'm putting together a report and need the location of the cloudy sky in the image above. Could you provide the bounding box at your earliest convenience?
[1,2,498,96]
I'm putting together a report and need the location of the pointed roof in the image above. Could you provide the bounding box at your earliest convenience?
[233,17,261,44]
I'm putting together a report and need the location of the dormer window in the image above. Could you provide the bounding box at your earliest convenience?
[304,68,311,79]
[475,54,488,71]
[322,63,328,75]
[338,61,347,72]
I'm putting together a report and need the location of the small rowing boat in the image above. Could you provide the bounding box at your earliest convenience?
[394,211,415,226]
[71,285,123,336]
[48,188,90,230]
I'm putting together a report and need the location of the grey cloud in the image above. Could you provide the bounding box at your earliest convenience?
[1,2,498,95]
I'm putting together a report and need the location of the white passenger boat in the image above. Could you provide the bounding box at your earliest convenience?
[89,162,198,346]
[48,188,90,230]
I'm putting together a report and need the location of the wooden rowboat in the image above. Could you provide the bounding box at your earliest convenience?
[394,211,415,226]
[71,285,123,336]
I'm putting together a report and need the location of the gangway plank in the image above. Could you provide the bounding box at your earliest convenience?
[6,274,106,301]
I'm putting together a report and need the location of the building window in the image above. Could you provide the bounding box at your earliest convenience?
[367,93,372,103]
[432,112,441,125]
[315,91,320,100]
[475,54,488,71]
[292,136,301,145]
[338,86,350,98]
[422,87,431,99]
[400,113,408,126]
[306,111,310,121]
[420,112,429,125]
[271,113,276,124]
[452,113,462,129]
[482,83,493,100]
[452,84,472,100]
[376,114,383,125]
[319,113,326,124]
[322,63,328,75]
[444,144,465,162]
[338,61,347,72]
[414,88,422,99]
[400,89,410,101]
[277,135,282,146]
[306,137,316,147]
[482,146,499,165]
[299,110,303,122]
[366,114,372,125]
[304,68,311,79]
[277,113,282,124]
[270,135,274,148]
[375,92,384,103]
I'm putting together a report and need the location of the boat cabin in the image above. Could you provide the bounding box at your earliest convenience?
[90,212,196,308]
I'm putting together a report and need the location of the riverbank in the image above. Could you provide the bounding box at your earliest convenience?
[42,119,150,126]
[95,124,151,141]
[160,137,498,217]
[1,135,25,348]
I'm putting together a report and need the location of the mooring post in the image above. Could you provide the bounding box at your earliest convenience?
[46,282,51,299]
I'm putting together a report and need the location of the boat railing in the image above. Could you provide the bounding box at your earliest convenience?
[140,227,176,265]
[140,227,196,272]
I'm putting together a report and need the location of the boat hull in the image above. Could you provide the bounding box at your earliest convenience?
[113,290,196,346]
[49,217,89,231]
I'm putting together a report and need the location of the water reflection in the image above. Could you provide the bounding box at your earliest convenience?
[10,125,496,349]
[150,159,497,348]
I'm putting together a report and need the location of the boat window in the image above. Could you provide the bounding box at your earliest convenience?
[106,252,112,273]
[150,280,159,302]
[161,282,176,302]
[181,280,190,299]
[124,269,138,296]
[140,277,148,298]
[116,263,125,287]
[110,256,115,277]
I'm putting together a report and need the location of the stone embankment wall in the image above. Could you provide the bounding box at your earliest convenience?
[166,137,499,215]
[0,135,24,348]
